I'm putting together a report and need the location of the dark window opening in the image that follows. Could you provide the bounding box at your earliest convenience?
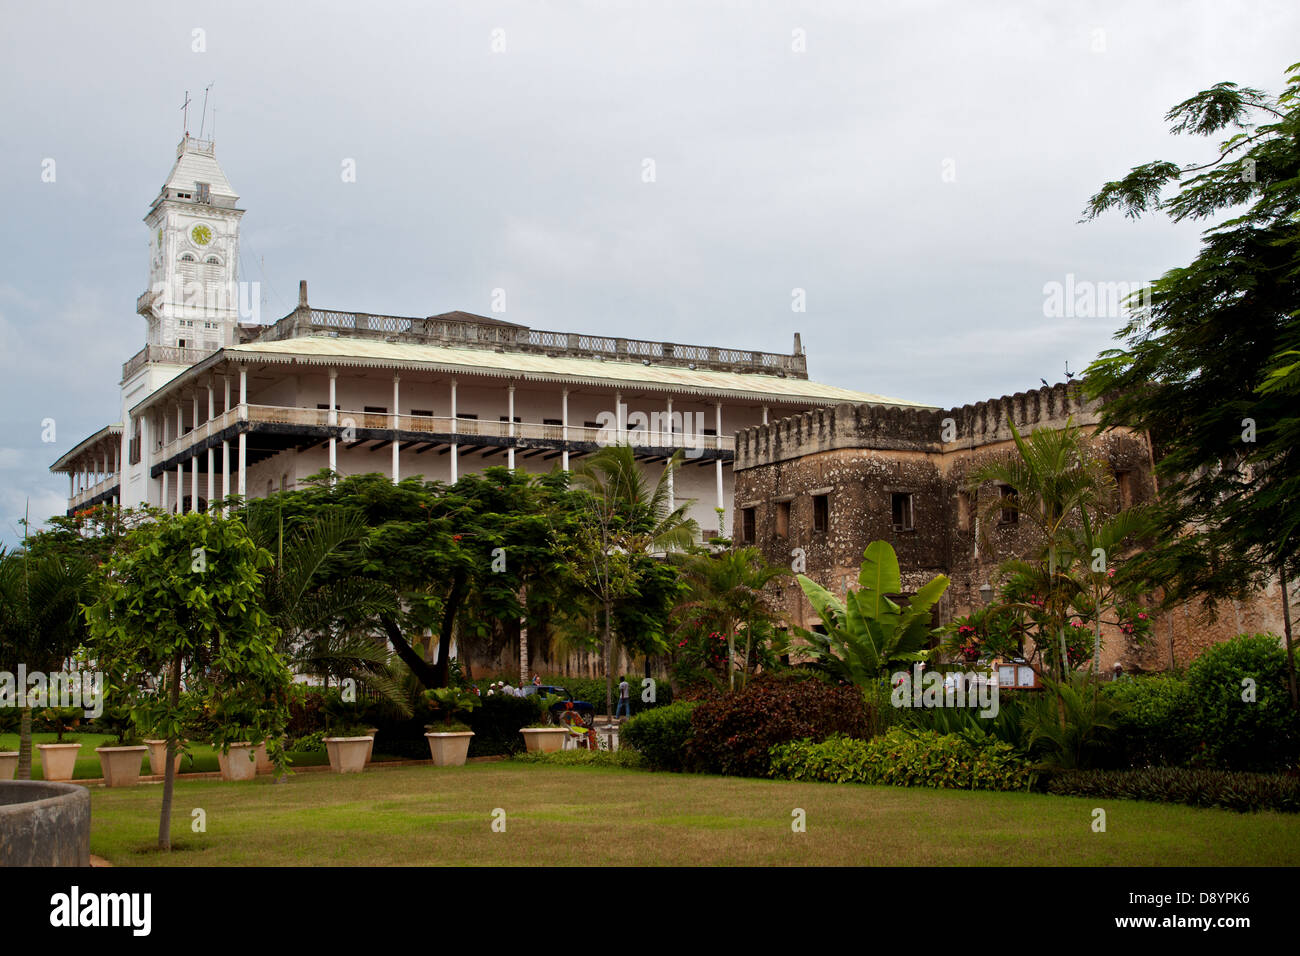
[543,418,563,426]
[999,485,1019,524]
[813,494,829,534]
[1116,470,1133,509]
[741,507,756,544]
[775,500,790,538]
[891,492,914,532]
[957,491,972,532]
[410,408,434,417]
[364,406,388,414]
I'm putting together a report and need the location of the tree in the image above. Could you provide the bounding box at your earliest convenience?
[1081,62,1300,703]
[566,446,698,716]
[86,512,291,851]
[0,545,92,779]
[670,546,790,690]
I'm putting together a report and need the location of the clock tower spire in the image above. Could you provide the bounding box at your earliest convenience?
[139,132,245,353]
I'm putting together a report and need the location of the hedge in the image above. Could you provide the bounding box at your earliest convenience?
[1046,766,1300,814]
[769,729,1033,791]
[621,702,697,771]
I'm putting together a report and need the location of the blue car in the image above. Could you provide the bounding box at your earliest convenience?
[519,684,596,727]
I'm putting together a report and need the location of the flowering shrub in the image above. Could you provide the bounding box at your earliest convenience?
[687,672,872,777]
[769,729,1032,791]
[618,702,698,771]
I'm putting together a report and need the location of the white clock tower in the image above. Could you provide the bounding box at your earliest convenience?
[139,133,245,351]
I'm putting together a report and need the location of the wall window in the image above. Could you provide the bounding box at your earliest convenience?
[543,418,562,426]
[1115,470,1133,509]
[364,406,388,414]
[775,500,790,537]
[410,408,434,417]
[891,492,914,531]
[740,506,756,544]
[957,491,972,531]
[812,493,829,534]
[999,485,1019,524]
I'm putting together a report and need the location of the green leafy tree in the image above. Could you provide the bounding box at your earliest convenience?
[670,546,790,690]
[1081,62,1300,704]
[86,512,291,851]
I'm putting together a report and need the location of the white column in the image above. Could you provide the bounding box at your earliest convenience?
[715,402,724,513]
[177,461,184,513]
[221,439,230,507]
[561,387,569,472]
[450,379,458,483]
[68,473,74,499]
[224,374,231,417]
[162,467,168,512]
[666,398,674,507]
[392,374,401,483]
[328,368,338,480]
[191,396,199,509]
[615,390,624,444]
[762,405,769,425]
[238,367,247,416]
[238,432,247,498]
[507,384,515,470]
[207,381,215,509]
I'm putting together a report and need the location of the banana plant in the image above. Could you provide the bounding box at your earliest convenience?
[795,540,948,690]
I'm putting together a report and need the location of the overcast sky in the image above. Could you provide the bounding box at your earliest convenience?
[1,0,1295,544]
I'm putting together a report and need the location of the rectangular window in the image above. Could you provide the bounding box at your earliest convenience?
[741,507,756,544]
[583,420,600,430]
[410,408,434,417]
[458,413,478,420]
[957,491,972,532]
[177,338,187,348]
[891,492,914,531]
[999,485,1019,524]
[195,182,211,203]
[316,403,341,411]
[1116,470,1133,509]
[364,406,388,414]
[775,500,790,538]
[813,494,829,534]
[498,415,522,423]
[543,418,563,426]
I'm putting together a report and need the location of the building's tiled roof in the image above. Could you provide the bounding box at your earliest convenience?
[218,335,933,408]
[48,424,123,473]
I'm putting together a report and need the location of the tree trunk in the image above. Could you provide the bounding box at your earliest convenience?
[1280,565,1297,711]
[158,653,181,851]
[604,599,614,719]
[380,616,440,689]
[433,570,468,688]
[520,624,529,686]
[17,707,32,780]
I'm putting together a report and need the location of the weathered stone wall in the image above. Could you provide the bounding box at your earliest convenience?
[731,382,1280,671]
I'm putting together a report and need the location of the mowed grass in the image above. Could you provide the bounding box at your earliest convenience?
[88,762,1300,866]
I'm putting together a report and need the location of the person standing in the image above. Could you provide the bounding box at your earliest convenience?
[615,675,631,718]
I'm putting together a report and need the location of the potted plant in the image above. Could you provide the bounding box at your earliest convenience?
[215,737,260,782]
[144,738,186,777]
[519,692,568,753]
[423,687,479,767]
[33,699,83,783]
[323,723,374,774]
[94,700,149,787]
[0,750,18,780]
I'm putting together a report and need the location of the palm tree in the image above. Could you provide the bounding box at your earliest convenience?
[245,509,408,711]
[568,445,700,716]
[968,416,1114,681]
[0,547,92,779]
[671,547,790,690]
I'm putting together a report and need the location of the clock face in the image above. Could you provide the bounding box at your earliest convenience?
[190,223,213,246]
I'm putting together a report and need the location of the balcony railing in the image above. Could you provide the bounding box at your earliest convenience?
[70,476,120,510]
[153,404,734,462]
[123,344,217,381]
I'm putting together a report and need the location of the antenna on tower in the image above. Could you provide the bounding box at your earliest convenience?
[198,82,215,139]
[180,90,192,136]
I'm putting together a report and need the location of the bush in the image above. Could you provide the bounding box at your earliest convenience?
[1046,766,1300,814]
[1101,674,1196,768]
[1185,634,1300,771]
[769,729,1032,791]
[509,748,646,770]
[687,672,872,777]
[621,702,698,771]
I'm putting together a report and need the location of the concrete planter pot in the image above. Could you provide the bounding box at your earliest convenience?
[216,742,258,782]
[254,742,272,775]
[0,752,18,780]
[95,746,148,788]
[520,727,569,754]
[424,731,474,767]
[0,781,91,866]
[324,736,373,774]
[144,739,184,777]
[364,728,379,765]
[36,743,82,782]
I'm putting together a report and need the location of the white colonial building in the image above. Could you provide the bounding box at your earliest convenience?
[52,134,931,535]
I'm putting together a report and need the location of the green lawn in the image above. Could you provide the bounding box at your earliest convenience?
[86,762,1300,866]
[0,733,331,779]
